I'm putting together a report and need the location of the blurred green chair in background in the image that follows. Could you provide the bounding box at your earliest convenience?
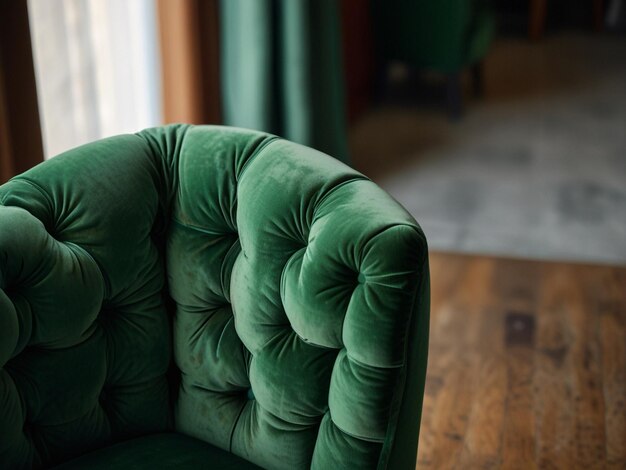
[371,0,495,118]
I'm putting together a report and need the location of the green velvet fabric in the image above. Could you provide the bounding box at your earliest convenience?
[52,433,262,469]
[371,0,495,72]
[219,0,350,164]
[0,125,429,469]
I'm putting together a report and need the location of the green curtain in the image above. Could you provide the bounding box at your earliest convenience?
[219,0,350,164]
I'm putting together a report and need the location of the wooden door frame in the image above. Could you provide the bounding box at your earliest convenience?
[0,1,44,183]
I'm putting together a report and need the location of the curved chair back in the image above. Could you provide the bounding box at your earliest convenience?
[0,125,429,469]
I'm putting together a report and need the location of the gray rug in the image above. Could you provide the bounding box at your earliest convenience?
[350,33,626,265]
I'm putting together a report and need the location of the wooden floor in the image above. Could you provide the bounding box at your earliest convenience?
[417,252,626,469]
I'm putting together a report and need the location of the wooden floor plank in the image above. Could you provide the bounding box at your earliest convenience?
[417,252,626,469]
[417,254,468,468]
[583,266,626,468]
[570,264,607,467]
[496,259,539,470]
[534,265,576,470]
[419,256,495,469]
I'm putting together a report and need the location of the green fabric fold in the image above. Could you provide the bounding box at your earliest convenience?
[220,0,350,164]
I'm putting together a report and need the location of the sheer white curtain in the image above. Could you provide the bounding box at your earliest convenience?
[28,0,162,159]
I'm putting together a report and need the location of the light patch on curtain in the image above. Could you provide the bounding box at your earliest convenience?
[27,0,162,159]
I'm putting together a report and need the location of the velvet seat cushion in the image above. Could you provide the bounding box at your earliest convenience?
[52,433,262,470]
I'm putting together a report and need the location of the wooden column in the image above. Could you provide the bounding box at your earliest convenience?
[157,0,221,125]
[0,0,44,183]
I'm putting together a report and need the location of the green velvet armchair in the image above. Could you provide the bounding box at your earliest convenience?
[0,125,430,469]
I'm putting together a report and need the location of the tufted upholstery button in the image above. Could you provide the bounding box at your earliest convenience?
[246,388,255,401]
[99,388,108,405]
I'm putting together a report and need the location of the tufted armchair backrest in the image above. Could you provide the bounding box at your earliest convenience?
[0,125,429,469]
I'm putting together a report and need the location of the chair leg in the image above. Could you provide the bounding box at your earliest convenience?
[471,61,485,99]
[372,61,388,104]
[446,72,463,120]
[593,0,604,31]
[529,0,547,40]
